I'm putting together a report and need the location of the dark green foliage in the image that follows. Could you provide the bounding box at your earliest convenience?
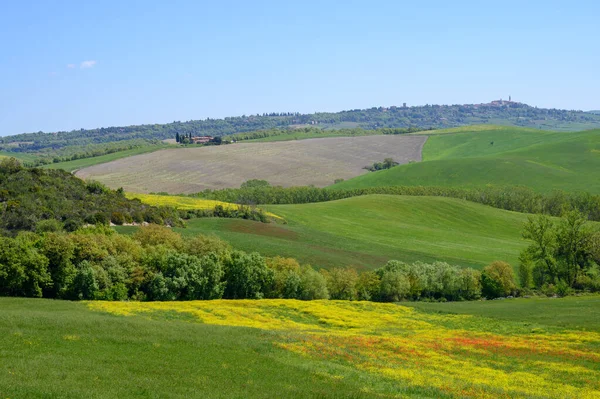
[0,159,182,233]
[240,179,271,189]
[223,251,273,299]
[364,158,399,172]
[0,234,51,297]
[521,212,599,291]
[481,261,517,299]
[2,103,599,159]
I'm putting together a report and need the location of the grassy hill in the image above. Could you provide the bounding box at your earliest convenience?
[119,195,536,270]
[334,126,600,194]
[2,296,599,398]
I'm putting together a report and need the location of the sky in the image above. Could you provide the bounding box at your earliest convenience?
[1,0,598,136]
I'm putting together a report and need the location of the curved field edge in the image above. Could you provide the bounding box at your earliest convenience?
[88,298,600,399]
[334,128,600,194]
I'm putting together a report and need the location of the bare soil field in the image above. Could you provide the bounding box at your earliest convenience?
[76,135,427,193]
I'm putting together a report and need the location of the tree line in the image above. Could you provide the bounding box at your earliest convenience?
[0,224,502,302]
[2,102,598,155]
[23,139,166,168]
[191,184,600,222]
[1,213,597,302]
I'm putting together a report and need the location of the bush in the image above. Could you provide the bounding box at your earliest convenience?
[481,261,516,299]
[556,279,572,297]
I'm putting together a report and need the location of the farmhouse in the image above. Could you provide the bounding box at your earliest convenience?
[191,136,213,144]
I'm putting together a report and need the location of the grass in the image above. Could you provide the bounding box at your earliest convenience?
[0,151,37,163]
[335,126,600,194]
[0,298,374,399]
[2,297,599,398]
[115,195,540,270]
[74,136,426,193]
[44,145,170,173]
[407,295,600,332]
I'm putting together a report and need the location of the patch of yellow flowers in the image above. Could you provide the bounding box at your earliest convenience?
[89,300,600,399]
[125,193,283,221]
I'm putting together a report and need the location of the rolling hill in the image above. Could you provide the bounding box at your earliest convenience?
[75,136,426,193]
[2,102,600,156]
[334,126,600,194]
[118,195,539,270]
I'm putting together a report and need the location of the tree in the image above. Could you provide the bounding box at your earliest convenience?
[481,261,516,299]
[521,215,557,284]
[38,232,76,298]
[356,271,380,301]
[518,253,534,290]
[322,268,358,300]
[299,266,329,300]
[0,157,23,174]
[266,256,302,299]
[134,225,184,250]
[0,235,51,297]
[379,271,410,302]
[223,251,273,299]
[70,261,99,300]
[240,179,271,189]
[555,210,594,286]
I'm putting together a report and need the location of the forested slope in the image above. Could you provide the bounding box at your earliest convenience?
[0,158,180,233]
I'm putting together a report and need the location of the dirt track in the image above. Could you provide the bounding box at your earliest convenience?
[76,135,427,193]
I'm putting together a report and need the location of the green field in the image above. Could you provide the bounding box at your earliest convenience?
[335,126,600,193]
[408,295,600,332]
[44,145,170,172]
[2,297,599,398]
[0,151,37,163]
[118,195,538,270]
[0,298,373,399]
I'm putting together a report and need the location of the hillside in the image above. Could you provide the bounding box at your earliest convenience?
[2,297,599,398]
[75,136,426,193]
[0,158,180,233]
[119,195,536,270]
[334,126,600,194]
[2,102,600,157]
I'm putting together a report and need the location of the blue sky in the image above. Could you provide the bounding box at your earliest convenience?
[1,0,598,136]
